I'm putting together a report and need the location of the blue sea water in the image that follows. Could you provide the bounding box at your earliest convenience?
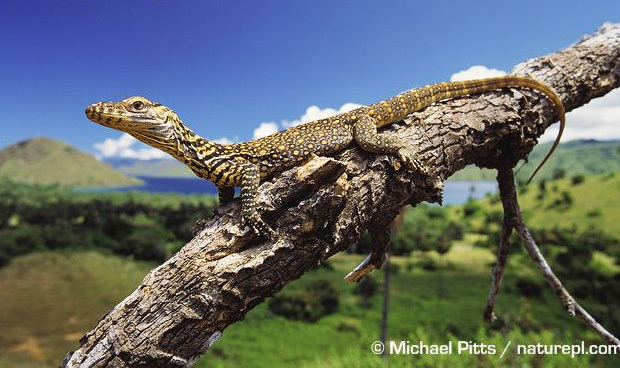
[78,177,496,205]
[442,181,498,205]
[75,176,218,195]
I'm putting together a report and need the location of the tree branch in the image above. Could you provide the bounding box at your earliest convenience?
[63,23,620,367]
[492,166,620,346]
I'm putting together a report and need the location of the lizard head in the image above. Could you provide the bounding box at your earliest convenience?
[85,96,181,153]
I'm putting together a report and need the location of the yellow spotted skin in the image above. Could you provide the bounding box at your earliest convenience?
[85,76,565,237]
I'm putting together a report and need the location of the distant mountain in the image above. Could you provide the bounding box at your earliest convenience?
[105,157,194,178]
[0,137,142,187]
[450,139,620,181]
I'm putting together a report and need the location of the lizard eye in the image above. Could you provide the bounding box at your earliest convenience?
[131,101,145,110]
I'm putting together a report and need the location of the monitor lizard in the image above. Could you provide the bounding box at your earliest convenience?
[85,76,565,239]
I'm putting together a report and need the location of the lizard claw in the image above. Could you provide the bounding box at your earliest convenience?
[242,212,277,239]
[397,147,428,174]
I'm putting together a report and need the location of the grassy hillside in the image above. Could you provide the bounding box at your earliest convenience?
[459,172,620,241]
[0,251,154,367]
[0,137,142,187]
[450,139,620,182]
[1,250,614,367]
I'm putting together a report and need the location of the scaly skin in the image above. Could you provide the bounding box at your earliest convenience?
[85,76,565,238]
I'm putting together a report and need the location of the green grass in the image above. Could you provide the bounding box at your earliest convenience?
[522,174,620,238]
[195,249,617,367]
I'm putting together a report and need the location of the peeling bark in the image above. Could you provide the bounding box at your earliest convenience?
[63,23,620,367]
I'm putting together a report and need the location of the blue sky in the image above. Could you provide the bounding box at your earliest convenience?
[1,1,618,159]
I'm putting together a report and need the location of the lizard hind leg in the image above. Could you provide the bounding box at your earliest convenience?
[195,186,235,236]
[353,114,428,174]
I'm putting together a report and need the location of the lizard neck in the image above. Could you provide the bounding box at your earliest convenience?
[169,115,222,164]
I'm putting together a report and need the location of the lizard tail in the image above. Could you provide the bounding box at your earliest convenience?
[395,76,565,184]
[513,78,566,184]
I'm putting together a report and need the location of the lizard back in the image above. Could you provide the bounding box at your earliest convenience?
[231,76,565,182]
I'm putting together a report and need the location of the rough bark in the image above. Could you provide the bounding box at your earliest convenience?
[63,23,620,367]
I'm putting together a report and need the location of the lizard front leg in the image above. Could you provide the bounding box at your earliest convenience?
[353,114,428,174]
[239,163,277,238]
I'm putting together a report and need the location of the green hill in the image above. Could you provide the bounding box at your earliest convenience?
[0,137,142,187]
[450,139,620,182]
[0,251,154,367]
[463,172,620,241]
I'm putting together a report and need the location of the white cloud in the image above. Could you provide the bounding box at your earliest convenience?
[94,133,169,160]
[253,122,280,139]
[213,136,238,145]
[450,65,507,82]
[94,133,239,160]
[282,103,364,128]
[541,88,620,142]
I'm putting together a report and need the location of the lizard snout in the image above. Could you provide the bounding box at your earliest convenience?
[85,104,96,116]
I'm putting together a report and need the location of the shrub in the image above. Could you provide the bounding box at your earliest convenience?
[571,174,585,185]
[355,276,378,308]
[515,278,543,299]
[268,292,309,321]
[269,279,339,322]
[462,200,480,217]
[548,191,573,210]
[536,179,547,200]
[552,168,566,180]
[0,226,46,266]
[484,210,503,225]
[334,318,361,334]
[420,258,438,271]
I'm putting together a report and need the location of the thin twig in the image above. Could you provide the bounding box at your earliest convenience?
[484,168,515,322]
[496,166,620,346]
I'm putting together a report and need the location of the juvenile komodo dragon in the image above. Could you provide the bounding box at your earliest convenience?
[86,76,565,279]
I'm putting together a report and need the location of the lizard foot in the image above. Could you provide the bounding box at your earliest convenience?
[242,211,277,239]
[397,147,428,174]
